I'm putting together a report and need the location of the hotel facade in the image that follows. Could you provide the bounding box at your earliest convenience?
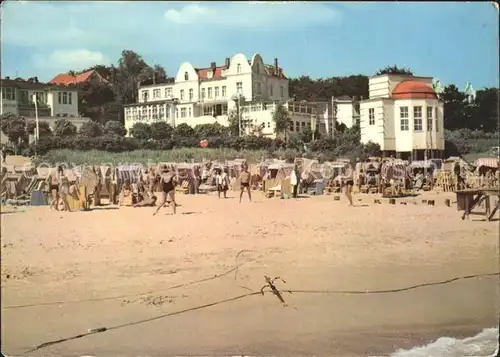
[124,53,345,138]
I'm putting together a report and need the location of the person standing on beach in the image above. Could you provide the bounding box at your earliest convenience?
[239,165,251,203]
[216,168,230,199]
[341,162,354,206]
[153,167,178,216]
[46,167,60,210]
[59,170,72,212]
[291,164,299,198]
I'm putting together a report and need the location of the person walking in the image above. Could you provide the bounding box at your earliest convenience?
[341,161,354,206]
[239,164,251,203]
[153,166,178,216]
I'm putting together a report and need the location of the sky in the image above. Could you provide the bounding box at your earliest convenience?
[1,1,498,89]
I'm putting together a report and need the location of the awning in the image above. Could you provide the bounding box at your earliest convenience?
[475,158,499,169]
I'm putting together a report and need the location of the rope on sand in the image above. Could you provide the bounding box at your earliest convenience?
[20,271,499,354]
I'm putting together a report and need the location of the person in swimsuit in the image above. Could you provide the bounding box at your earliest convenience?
[134,195,157,208]
[341,162,354,206]
[59,171,72,212]
[239,164,251,203]
[153,167,177,216]
[47,166,62,210]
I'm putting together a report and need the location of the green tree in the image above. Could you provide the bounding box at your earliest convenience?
[441,84,468,130]
[0,113,29,154]
[104,120,127,136]
[129,123,152,140]
[174,123,195,138]
[26,121,52,138]
[472,88,499,132]
[194,123,228,139]
[150,122,173,141]
[78,121,104,137]
[53,119,77,137]
[272,104,292,141]
[375,65,413,76]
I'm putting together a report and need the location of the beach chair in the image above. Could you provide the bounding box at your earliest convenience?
[176,180,190,194]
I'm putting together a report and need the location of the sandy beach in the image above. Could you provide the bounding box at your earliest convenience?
[1,191,499,356]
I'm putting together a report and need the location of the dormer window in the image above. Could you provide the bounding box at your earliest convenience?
[237,64,241,74]
[184,72,189,81]
[142,90,148,101]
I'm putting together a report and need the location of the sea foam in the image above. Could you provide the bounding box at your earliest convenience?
[391,326,499,357]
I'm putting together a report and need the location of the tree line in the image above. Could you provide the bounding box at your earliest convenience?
[71,51,498,134]
[1,50,498,159]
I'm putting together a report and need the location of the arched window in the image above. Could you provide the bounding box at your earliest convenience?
[184,72,189,81]
[237,64,241,73]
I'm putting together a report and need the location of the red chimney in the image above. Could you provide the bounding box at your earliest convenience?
[274,58,279,75]
[210,62,216,70]
[225,57,230,67]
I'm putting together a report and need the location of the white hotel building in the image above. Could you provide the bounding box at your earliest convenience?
[124,53,343,138]
[359,73,445,159]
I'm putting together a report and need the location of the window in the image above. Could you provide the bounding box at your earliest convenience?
[58,92,62,104]
[215,86,219,98]
[236,82,242,94]
[181,108,187,118]
[184,72,189,81]
[255,82,261,95]
[267,122,271,128]
[189,89,194,101]
[269,85,273,96]
[180,90,184,100]
[400,106,409,131]
[176,108,178,118]
[237,64,241,73]
[68,92,72,105]
[142,90,148,102]
[152,106,158,120]
[413,106,423,131]
[280,86,284,98]
[222,86,226,98]
[301,122,305,130]
[295,121,300,131]
[290,121,294,132]
[141,107,147,120]
[208,87,212,99]
[426,106,433,131]
[62,92,68,105]
[368,108,375,125]
[153,89,161,99]
[1,87,15,100]
[435,108,439,132]
[19,90,29,103]
[201,88,206,99]
[159,106,165,119]
[188,107,192,117]
[165,88,172,98]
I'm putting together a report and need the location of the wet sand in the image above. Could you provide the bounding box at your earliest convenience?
[1,191,499,356]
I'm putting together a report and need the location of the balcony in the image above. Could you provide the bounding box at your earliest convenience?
[18,101,51,117]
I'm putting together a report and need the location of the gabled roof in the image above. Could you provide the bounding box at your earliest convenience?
[196,66,227,81]
[49,69,108,85]
[1,78,74,90]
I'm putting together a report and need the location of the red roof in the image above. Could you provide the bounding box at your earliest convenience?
[196,66,227,81]
[49,69,106,85]
[392,80,437,99]
[195,59,287,81]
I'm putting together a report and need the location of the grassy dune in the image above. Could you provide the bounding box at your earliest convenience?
[36,148,300,166]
